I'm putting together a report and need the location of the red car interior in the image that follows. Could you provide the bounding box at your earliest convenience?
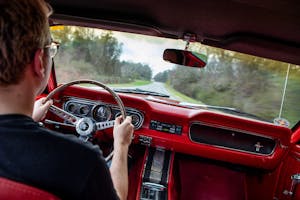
[0,177,60,200]
[2,0,299,199]
[41,83,299,200]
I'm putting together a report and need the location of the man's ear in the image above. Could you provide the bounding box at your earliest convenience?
[32,49,45,78]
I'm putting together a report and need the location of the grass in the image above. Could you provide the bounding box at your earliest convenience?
[165,83,204,104]
[107,80,151,87]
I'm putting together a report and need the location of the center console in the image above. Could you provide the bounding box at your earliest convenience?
[140,148,173,200]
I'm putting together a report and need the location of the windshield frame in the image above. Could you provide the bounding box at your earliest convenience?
[50,24,300,129]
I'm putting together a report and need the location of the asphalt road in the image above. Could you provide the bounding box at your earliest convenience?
[132,82,169,95]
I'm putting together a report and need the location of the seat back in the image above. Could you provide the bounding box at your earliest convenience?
[0,177,60,200]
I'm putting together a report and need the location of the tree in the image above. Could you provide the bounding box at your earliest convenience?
[51,26,73,45]
[167,44,285,121]
[154,70,171,82]
[121,61,152,81]
[89,32,122,75]
[54,27,123,76]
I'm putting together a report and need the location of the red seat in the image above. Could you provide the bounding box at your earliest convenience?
[0,177,60,200]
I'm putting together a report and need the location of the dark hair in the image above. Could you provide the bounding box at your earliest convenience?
[0,0,52,85]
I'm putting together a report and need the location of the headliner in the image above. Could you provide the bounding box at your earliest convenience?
[49,0,300,65]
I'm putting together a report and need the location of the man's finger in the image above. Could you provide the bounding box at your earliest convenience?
[40,97,47,104]
[47,99,53,106]
[41,100,53,109]
[114,115,122,126]
[123,116,132,124]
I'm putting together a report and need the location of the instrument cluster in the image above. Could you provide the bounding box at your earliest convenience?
[63,97,144,129]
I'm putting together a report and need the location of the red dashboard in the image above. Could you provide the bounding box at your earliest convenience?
[45,85,292,170]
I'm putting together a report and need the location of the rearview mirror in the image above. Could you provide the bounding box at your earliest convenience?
[163,49,207,68]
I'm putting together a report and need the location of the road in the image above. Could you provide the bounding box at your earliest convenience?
[131,82,170,96]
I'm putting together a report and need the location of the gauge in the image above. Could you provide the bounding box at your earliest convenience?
[93,105,112,122]
[79,105,90,116]
[66,103,77,113]
[115,112,142,129]
[131,114,139,126]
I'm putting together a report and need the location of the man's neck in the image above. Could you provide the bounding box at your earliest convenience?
[0,83,35,118]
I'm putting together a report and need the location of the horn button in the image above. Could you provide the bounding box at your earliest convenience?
[75,118,95,136]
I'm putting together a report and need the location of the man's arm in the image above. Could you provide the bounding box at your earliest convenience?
[110,116,134,200]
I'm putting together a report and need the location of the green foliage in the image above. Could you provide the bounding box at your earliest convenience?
[154,70,171,82]
[121,61,152,81]
[108,80,151,87]
[165,45,300,125]
[51,26,152,84]
[89,32,122,75]
[56,28,122,76]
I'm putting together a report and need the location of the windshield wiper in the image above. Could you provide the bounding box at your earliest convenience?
[113,88,170,98]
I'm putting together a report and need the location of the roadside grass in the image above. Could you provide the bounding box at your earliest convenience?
[108,80,151,87]
[165,83,204,104]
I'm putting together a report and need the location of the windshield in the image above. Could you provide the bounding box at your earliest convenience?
[51,26,300,128]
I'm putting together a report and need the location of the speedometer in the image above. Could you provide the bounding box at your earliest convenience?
[92,105,112,122]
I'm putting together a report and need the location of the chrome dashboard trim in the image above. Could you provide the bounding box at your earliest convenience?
[62,97,144,129]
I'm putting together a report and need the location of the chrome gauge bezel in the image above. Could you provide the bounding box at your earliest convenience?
[63,97,144,130]
[114,109,144,130]
[78,104,90,116]
[92,104,113,122]
[65,102,77,113]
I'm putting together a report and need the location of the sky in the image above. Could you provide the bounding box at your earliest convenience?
[113,32,185,76]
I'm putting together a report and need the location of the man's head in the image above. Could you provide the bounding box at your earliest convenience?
[0,0,52,88]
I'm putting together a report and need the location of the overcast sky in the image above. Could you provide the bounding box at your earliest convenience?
[114,32,185,76]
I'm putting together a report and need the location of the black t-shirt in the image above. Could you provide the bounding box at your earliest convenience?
[0,114,119,200]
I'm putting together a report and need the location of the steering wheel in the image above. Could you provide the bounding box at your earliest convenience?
[45,79,126,161]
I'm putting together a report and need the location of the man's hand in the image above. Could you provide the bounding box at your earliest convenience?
[32,97,53,122]
[113,116,134,147]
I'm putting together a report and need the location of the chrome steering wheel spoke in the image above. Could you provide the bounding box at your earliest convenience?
[49,105,80,125]
[95,120,115,131]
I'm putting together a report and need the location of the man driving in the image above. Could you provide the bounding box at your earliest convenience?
[0,0,133,199]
